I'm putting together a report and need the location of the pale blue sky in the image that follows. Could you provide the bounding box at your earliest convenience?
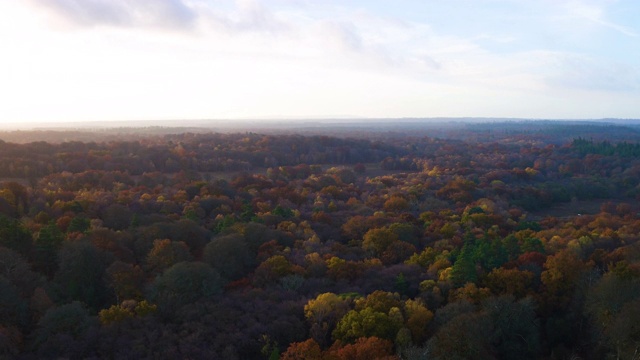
[1,0,639,124]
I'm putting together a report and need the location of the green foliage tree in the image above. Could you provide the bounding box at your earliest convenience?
[31,301,98,358]
[0,247,42,298]
[203,233,253,281]
[33,222,64,277]
[333,307,400,344]
[53,241,111,309]
[67,216,90,234]
[0,215,32,257]
[0,277,30,330]
[450,242,477,286]
[148,261,223,312]
[483,295,540,360]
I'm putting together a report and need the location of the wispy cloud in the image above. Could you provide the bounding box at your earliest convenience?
[565,0,638,37]
[198,0,289,35]
[29,0,197,30]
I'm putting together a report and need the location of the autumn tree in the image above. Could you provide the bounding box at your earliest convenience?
[585,262,640,359]
[540,249,590,310]
[106,261,145,302]
[145,239,193,275]
[328,337,399,360]
[304,292,350,347]
[281,339,323,360]
[485,267,535,298]
[362,228,398,257]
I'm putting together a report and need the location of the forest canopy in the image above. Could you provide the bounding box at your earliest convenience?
[1,121,640,359]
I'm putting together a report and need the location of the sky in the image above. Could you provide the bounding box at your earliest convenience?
[1,0,639,124]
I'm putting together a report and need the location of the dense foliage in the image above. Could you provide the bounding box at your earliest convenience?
[1,122,640,359]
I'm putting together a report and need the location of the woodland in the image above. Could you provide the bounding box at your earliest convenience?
[1,121,640,359]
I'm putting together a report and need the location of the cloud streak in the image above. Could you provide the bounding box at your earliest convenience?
[565,0,638,37]
[29,0,197,30]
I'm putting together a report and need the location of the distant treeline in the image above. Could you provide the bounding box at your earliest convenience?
[0,134,401,179]
[572,137,640,157]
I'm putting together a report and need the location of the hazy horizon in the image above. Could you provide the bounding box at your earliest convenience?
[2,117,640,132]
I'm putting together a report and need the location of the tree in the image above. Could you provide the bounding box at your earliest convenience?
[145,239,193,275]
[0,324,23,358]
[98,304,134,325]
[67,216,90,234]
[53,241,111,309]
[341,215,372,241]
[4,182,28,212]
[448,283,491,304]
[0,277,30,330]
[483,295,540,360]
[362,228,398,257]
[203,233,253,281]
[281,339,323,360]
[0,247,42,298]
[98,300,157,325]
[253,255,302,286]
[102,203,133,230]
[600,299,640,359]
[427,312,493,359]
[33,222,64,277]
[381,241,417,265]
[106,261,145,302]
[585,266,640,358]
[30,301,98,359]
[332,307,400,344]
[0,215,32,257]
[148,261,223,313]
[485,267,535,298]
[388,222,420,247]
[328,337,399,360]
[450,242,477,286]
[540,249,589,309]
[384,196,409,213]
[404,299,434,345]
[304,293,350,347]
[355,291,402,314]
